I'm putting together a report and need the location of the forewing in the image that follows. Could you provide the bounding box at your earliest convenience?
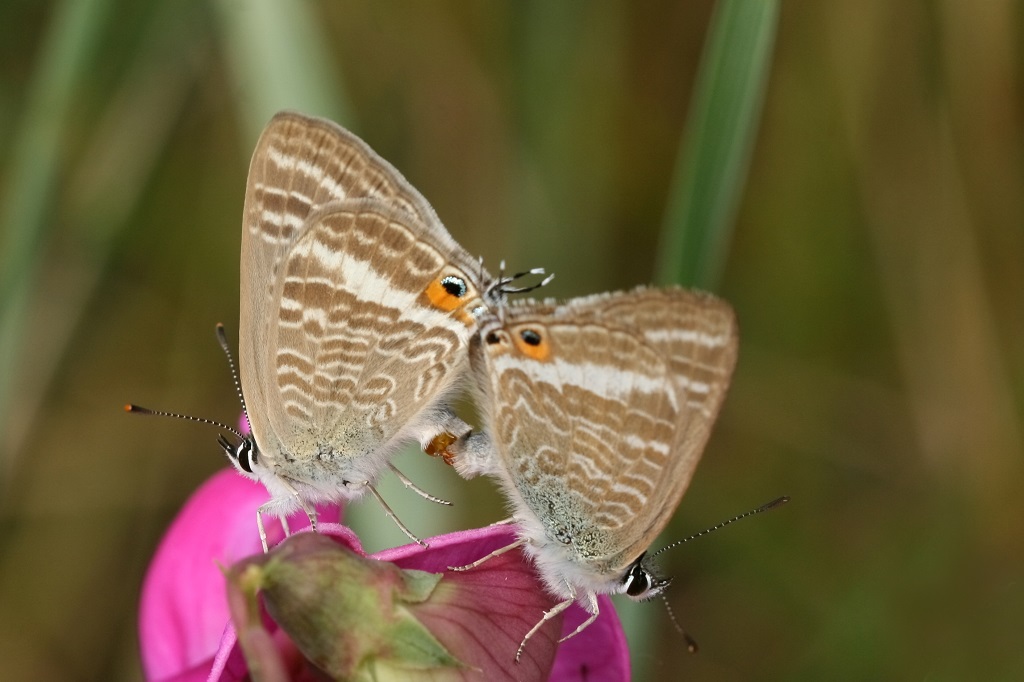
[239,112,487,458]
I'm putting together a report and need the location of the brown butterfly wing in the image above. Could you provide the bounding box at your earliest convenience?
[240,112,489,468]
[575,288,738,567]
[482,287,737,575]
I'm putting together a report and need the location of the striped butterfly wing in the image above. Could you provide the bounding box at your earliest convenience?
[564,288,738,567]
[240,112,490,478]
[479,287,737,575]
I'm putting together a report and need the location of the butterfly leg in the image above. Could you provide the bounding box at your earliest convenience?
[304,506,318,532]
[423,432,458,465]
[388,463,452,505]
[448,537,525,571]
[256,508,270,553]
[281,506,318,537]
[516,597,574,663]
[255,505,294,553]
[255,494,317,553]
[420,410,472,466]
[365,483,428,547]
[274,476,318,533]
[557,589,599,644]
[447,431,500,479]
[254,502,292,553]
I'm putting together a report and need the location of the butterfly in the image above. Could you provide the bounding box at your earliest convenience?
[449,286,738,659]
[223,111,502,550]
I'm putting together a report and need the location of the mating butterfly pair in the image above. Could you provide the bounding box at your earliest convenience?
[223,112,738,660]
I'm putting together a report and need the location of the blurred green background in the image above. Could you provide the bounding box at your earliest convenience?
[2,1,1022,680]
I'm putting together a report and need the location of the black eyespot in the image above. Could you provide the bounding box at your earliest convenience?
[485,331,501,345]
[520,329,542,346]
[441,275,468,297]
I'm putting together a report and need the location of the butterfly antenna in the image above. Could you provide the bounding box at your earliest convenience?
[500,268,554,296]
[660,593,699,653]
[215,323,251,432]
[497,260,508,324]
[650,496,790,559]
[124,404,243,439]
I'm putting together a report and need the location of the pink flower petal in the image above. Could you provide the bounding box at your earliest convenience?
[139,468,339,682]
[141,471,631,681]
[379,526,630,679]
[377,525,561,678]
[552,595,630,681]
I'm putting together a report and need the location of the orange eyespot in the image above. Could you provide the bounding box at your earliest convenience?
[423,274,471,312]
[512,325,551,361]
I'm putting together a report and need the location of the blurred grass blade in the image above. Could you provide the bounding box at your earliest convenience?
[0,0,113,474]
[213,0,352,144]
[655,0,779,289]
[2,3,206,461]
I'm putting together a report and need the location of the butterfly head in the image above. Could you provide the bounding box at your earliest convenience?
[218,434,262,481]
[620,552,672,601]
